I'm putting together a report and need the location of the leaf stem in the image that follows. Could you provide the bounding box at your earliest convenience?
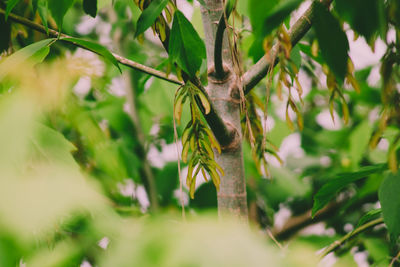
[214,14,227,79]
[0,8,182,85]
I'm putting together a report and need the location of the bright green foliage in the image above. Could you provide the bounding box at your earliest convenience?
[248,0,279,34]
[1,0,400,265]
[48,0,74,30]
[134,0,169,38]
[0,38,54,79]
[169,10,206,78]
[61,37,121,72]
[313,1,349,83]
[36,0,49,32]
[224,0,236,18]
[5,0,20,19]
[174,81,223,198]
[262,0,303,36]
[379,171,400,237]
[349,121,373,168]
[356,209,382,228]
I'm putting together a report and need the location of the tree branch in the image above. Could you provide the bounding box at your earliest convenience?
[271,199,342,240]
[124,72,159,211]
[242,0,333,94]
[0,8,182,86]
[271,193,379,241]
[319,218,384,259]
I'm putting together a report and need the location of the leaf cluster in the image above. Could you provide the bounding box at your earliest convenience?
[174,81,223,198]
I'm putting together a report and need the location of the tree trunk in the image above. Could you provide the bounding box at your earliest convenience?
[201,0,248,221]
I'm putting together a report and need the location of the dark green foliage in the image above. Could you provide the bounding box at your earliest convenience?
[0,13,11,52]
[335,0,384,41]
[135,0,169,38]
[155,163,178,206]
[313,1,349,82]
[48,0,74,30]
[312,164,386,217]
[190,182,217,209]
[262,0,303,36]
[83,0,97,18]
[5,0,21,19]
[169,10,206,78]
[379,171,400,237]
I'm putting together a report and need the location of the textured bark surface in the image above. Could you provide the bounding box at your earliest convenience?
[201,0,248,221]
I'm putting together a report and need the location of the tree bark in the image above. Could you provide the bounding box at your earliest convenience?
[201,0,248,221]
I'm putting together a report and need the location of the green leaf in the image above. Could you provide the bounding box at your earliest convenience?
[378,171,400,237]
[134,0,169,38]
[169,10,206,78]
[356,209,382,228]
[335,0,384,41]
[349,121,372,168]
[312,164,386,217]
[5,0,21,20]
[83,0,98,18]
[31,123,78,168]
[225,0,236,18]
[290,45,301,71]
[155,163,179,206]
[0,38,55,80]
[60,37,121,72]
[262,0,303,36]
[248,0,279,34]
[31,0,38,12]
[48,0,75,30]
[0,13,11,52]
[363,238,390,265]
[37,0,49,33]
[313,1,349,83]
[29,46,50,63]
[189,182,217,209]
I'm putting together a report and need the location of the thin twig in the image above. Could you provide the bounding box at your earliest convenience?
[319,218,384,259]
[0,8,182,85]
[242,0,333,94]
[173,87,186,220]
[123,71,160,211]
[214,14,227,79]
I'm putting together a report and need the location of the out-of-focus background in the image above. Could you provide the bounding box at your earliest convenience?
[1,0,400,266]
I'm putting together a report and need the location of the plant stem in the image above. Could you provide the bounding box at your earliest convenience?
[242,0,333,94]
[125,74,159,211]
[319,218,384,259]
[214,15,226,79]
[0,8,182,85]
